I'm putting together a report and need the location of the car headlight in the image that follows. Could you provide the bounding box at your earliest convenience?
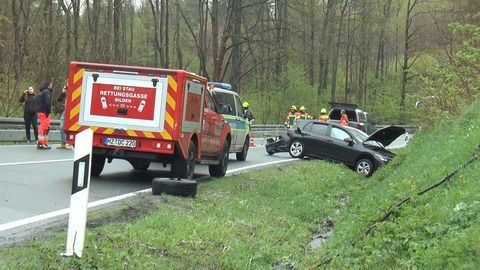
[374,153,390,162]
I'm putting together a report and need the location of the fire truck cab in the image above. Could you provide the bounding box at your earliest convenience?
[64,62,231,179]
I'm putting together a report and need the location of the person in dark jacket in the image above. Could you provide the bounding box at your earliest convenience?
[19,86,38,143]
[35,80,53,149]
[56,81,72,150]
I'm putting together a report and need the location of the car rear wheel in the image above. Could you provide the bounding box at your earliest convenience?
[236,137,249,161]
[171,141,195,179]
[91,154,106,177]
[289,140,305,158]
[355,158,373,176]
[209,141,230,177]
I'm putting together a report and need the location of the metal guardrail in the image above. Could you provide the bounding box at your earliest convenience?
[0,117,420,142]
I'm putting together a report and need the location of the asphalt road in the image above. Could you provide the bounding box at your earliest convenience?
[0,140,293,233]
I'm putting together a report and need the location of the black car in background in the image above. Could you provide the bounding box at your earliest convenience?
[286,120,405,176]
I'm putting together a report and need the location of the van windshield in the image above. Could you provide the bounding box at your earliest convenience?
[212,91,236,116]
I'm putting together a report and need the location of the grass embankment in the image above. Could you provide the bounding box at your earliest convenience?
[1,102,480,269]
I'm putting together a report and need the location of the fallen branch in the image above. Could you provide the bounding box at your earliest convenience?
[311,146,480,267]
[352,146,479,247]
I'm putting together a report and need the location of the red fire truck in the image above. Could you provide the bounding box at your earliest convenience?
[64,62,232,179]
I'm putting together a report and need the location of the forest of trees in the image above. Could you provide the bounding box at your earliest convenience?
[0,0,478,125]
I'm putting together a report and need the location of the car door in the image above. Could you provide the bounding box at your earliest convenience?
[324,126,358,165]
[299,122,330,157]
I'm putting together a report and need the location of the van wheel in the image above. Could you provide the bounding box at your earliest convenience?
[236,137,249,161]
[152,178,197,197]
[209,141,230,177]
[91,154,106,177]
[171,141,195,179]
[289,140,305,158]
[355,158,373,177]
[129,159,151,170]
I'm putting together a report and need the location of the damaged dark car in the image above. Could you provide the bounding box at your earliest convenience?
[266,120,406,176]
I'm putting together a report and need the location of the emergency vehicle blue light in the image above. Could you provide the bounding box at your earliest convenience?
[208,82,232,90]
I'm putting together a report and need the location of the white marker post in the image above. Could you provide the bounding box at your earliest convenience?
[62,129,93,258]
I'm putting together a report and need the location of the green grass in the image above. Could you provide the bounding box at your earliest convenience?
[1,102,480,269]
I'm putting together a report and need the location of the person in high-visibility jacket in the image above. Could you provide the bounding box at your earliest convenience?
[318,108,330,121]
[242,101,255,123]
[298,106,312,120]
[340,109,349,126]
[284,105,298,128]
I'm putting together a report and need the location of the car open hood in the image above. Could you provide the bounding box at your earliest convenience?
[365,125,406,147]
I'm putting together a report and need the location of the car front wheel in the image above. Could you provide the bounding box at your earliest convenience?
[289,140,305,158]
[355,158,373,176]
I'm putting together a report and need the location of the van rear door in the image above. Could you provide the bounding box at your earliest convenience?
[79,71,168,132]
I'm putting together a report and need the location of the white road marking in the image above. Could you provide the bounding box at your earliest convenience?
[226,158,296,175]
[0,188,151,232]
[0,157,296,232]
[0,159,73,166]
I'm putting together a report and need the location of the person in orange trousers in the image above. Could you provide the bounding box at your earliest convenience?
[35,80,54,149]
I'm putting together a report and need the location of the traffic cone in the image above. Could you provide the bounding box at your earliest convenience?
[249,133,256,147]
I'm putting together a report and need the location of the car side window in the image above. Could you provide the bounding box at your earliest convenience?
[302,122,313,132]
[206,91,218,112]
[311,123,328,136]
[234,96,245,118]
[330,127,351,141]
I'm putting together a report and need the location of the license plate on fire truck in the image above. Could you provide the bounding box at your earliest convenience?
[104,137,137,148]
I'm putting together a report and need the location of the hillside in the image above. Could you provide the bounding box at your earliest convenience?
[0,102,479,269]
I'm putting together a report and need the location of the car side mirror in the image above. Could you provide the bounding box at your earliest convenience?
[344,137,354,146]
[296,127,302,134]
[219,104,232,114]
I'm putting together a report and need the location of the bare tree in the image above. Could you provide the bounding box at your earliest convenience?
[331,0,349,102]
[230,0,242,91]
[400,0,420,108]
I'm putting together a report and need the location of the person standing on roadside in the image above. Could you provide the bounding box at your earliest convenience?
[340,109,349,126]
[56,80,72,150]
[19,86,38,143]
[35,80,53,150]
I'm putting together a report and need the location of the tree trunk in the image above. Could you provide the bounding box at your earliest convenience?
[175,0,183,69]
[11,0,21,80]
[400,0,418,108]
[331,0,348,103]
[308,0,315,86]
[59,0,72,62]
[164,0,170,68]
[318,0,336,95]
[113,0,122,64]
[230,0,242,92]
[72,0,80,60]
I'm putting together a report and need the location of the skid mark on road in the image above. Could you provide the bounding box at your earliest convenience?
[0,159,73,166]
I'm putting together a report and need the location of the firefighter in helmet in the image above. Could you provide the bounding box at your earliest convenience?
[299,106,312,120]
[284,105,298,128]
[318,108,330,121]
[243,101,254,123]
